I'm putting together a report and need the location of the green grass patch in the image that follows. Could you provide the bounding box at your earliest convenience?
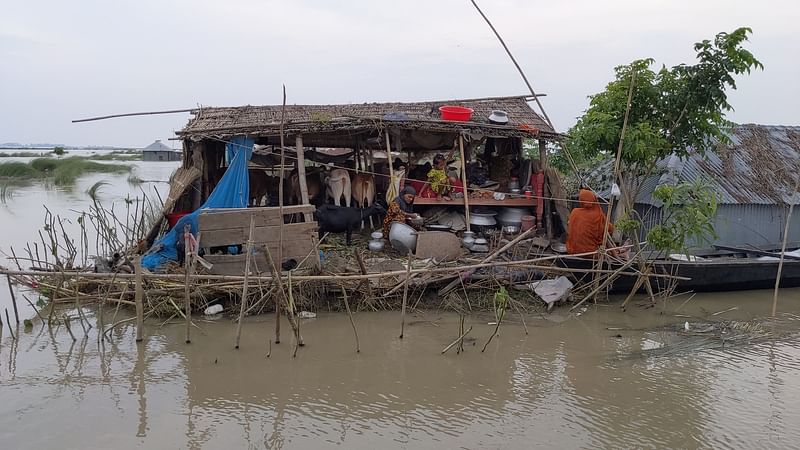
[0,156,132,186]
[89,152,142,161]
[0,161,38,178]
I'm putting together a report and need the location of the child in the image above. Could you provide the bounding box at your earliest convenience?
[427,154,451,200]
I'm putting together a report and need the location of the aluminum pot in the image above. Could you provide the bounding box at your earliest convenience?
[389,222,417,254]
[462,230,476,249]
[368,239,385,252]
[469,213,497,227]
[497,207,530,227]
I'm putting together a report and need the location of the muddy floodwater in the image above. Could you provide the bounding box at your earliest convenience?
[2,294,800,449]
[3,153,800,448]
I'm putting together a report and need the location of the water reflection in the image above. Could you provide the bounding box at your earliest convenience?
[2,290,800,448]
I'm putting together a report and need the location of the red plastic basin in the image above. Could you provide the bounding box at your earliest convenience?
[166,212,189,228]
[439,105,474,122]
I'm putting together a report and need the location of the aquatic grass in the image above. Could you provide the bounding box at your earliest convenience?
[0,161,38,178]
[90,152,142,161]
[0,156,132,186]
[86,180,110,201]
[48,157,131,185]
[127,173,143,187]
[0,151,50,158]
[0,182,15,204]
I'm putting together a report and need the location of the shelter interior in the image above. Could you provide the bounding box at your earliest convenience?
[165,96,565,272]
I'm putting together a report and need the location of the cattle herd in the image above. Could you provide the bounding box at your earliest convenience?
[248,167,382,244]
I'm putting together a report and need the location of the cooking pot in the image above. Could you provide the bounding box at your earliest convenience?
[497,207,531,227]
[389,222,417,254]
[469,212,497,227]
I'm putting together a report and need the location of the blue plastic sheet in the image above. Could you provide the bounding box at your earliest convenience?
[141,136,254,271]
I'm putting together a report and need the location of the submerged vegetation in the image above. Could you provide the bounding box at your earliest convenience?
[0,156,132,186]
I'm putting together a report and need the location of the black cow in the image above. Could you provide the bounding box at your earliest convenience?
[314,203,386,245]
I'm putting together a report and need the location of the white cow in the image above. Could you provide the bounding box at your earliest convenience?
[325,168,352,207]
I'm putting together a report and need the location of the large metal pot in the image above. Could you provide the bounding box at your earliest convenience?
[389,222,417,254]
[469,212,497,227]
[497,207,531,227]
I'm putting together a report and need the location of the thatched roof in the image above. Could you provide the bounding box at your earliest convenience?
[177,95,558,142]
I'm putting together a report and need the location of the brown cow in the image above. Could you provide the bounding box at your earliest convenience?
[249,169,269,206]
[289,169,322,205]
[351,173,376,229]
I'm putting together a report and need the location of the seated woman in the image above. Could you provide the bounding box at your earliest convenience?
[566,189,615,256]
[383,186,420,237]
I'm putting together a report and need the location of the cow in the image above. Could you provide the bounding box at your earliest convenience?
[325,168,352,207]
[249,169,269,206]
[351,173,376,229]
[289,170,322,206]
[314,203,386,245]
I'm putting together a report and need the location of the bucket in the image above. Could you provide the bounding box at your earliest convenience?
[520,215,535,232]
[438,106,474,122]
[166,212,189,229]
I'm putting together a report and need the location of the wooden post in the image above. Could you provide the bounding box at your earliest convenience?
[385,130,395,204]
[295,135,311,222]
[183,224,193,344]
[134,255,144,342]
[6,275,19,324]
[235,217,256,348]
[459,135,471,232]
[539,139,552,238]
[399,251,412,339]
[773,176,800,317]
[275,85,287,345]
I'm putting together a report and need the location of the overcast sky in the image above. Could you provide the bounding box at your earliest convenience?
[1,0,797,147]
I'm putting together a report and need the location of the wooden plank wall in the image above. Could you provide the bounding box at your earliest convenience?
[198,206,319,275]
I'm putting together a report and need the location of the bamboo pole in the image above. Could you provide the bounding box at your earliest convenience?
[0,244,687,284]
[276,85,287,344]
[399,251,413,339]
[385,131,396,204]
[6,275,19,324]
[295,135,311,222]
[235,217,256,349]
[468,0,552,128]
[183,224,193,344]
[459,135,472,232]
[442,325,473,354]
[772,175,800,317]
[134,256,144,342]
[341,286,360,353]
[62,313,76,341]
[4,308,14,339]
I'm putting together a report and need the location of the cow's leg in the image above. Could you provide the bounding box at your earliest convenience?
[343,177,352,207]
[345,226,352,245]
[330,181,343,206]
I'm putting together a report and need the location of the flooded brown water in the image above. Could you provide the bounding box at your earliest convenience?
[2,290,800,449]
[3,155,800,448]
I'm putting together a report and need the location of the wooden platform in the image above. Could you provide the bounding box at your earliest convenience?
[412,197,536,207]
[198,205,319,275]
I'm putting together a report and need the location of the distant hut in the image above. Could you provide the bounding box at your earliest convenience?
[142,140,181,162]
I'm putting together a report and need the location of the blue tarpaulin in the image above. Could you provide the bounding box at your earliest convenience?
[142,136,254,271]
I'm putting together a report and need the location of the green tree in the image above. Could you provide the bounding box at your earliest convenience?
[565,27,761,249]
[568,27,762,173]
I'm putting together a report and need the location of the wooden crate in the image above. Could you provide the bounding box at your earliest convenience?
[198,205,319,275]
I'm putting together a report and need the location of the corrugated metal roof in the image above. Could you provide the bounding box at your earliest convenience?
[143,140,172,152]
[589,125,800,206]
